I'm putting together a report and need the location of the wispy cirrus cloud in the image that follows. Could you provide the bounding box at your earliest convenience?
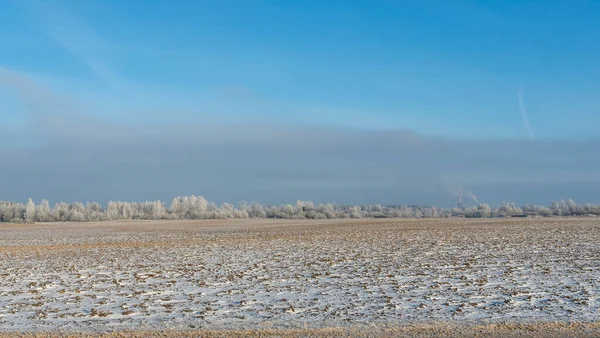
[17,0,134,94]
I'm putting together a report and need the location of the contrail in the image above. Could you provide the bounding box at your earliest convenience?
[517,91,534,140]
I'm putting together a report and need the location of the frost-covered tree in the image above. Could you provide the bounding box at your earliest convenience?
[0,201,25,223]
[475,204,492,218]
[496,202,523,217]
[316,204,337,219]
[279,204,297,219]
[249,203,266,218]
[169,195,208,219]
[218,203,235,219]
[52,202,68,222]
[151,201,166,219]
[551,200,570,216]
[170,198,181,219]
[35,199,52,222]
[2,194,599,222]
[349,206,362,219]
[25,199,36,223]
[535,206,553,217]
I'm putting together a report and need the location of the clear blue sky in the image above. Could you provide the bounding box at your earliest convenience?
[2,0,599,139]
[1,0,600,206]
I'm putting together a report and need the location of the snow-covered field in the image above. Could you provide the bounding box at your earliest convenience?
[1,218,599,333]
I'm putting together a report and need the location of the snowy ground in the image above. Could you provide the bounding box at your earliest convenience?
[1,218,599,333]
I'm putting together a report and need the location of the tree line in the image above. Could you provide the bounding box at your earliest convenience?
[0,195,598,223]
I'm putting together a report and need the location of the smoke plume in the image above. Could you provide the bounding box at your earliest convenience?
[467,192,480,205]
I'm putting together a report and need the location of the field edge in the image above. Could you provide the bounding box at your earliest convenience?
[3,322,600,338]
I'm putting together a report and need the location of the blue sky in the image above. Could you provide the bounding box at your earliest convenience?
[2,0,599,138]
[1,0,600,205]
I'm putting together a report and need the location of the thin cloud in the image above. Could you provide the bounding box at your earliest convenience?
[17,0,133,94]
[50,33,126,91]
[0,66,64,122]
[3,69,600,206]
